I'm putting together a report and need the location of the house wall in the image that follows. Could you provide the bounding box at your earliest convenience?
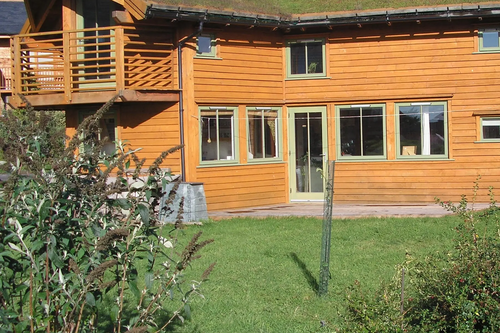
[286,21,500,204]
[181,20,500,210]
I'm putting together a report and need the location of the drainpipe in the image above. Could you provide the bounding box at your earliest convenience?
[178,21,203,182]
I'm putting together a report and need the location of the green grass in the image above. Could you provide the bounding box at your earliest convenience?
[171,215,463,332]
[156,0,487,16]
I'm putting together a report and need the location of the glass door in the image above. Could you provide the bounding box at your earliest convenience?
[76,0,115,88]
[289,107,328,200]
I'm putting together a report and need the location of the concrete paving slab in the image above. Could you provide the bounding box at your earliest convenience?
[209,202,491,219]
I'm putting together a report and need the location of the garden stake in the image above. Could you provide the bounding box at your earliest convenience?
[319,161,335,296]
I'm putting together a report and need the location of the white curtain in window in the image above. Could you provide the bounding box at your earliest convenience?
[422,107,431,155]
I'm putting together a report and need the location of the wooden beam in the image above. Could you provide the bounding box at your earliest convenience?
[112,10,134,24]
[123,0,148,20]
[33,0,58,33]
[24,0,36,32]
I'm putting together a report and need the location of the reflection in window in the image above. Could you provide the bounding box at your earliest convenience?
[200,107,235,162]
[338,105,384,158]
[247,108,279,159]
[397,102,447,157]
[196,34,216,57]
[289,39,324,76]
[481,118,500,140]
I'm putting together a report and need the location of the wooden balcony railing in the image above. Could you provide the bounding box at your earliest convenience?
[0,66,12,91]
[11,25,176,106]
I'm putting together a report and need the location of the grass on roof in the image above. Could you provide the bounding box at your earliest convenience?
[156,0,488,16]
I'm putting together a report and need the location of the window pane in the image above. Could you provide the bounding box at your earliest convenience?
[201,116,217,161]
[219,116,233,160]
[198,36,212,54]
[362,107,384,155]
[483,31,499,48]
[248,115,263,158]
[307,42,323,74]
[290,43,306,74]
[399,106,422,155]
[426,105,445,155]
[483,119,500,139]
[263,114,278,158]
[339,108,361,156]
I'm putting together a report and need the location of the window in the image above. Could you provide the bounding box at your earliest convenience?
[396,102,447,158]
[79,110,117,155]
[247,107,281,161]
[336,104,386,159]
[479,29,500,52]
[286,39,325,78]
[196,34,217,58]
[200,107,237,163]
[481,118,500,140]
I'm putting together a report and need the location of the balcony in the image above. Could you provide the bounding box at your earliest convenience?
[10,25,178,108]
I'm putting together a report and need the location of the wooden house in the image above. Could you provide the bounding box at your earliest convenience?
[10,0,500,210]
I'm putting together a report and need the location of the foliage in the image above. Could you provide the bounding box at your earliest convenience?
[0,97,214,333]
[339,182,500,332]
[0,108,65,166]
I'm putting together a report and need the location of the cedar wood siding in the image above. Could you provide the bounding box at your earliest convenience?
[183,26,288,210]
[285,21,500,203]
[65,102,182,174]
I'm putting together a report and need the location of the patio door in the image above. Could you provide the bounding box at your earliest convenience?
[289,107,328,201]
[76,0,115,88]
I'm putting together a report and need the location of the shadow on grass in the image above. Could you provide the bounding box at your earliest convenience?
[289,252,319,294]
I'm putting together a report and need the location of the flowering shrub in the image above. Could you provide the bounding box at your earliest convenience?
[0,98,214,332]
[339,184,500,332]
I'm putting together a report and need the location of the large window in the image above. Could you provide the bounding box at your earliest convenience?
[479,28,500,52]
[200,107,237,163]
[337,104,385,159]
[396,102,447,158]
[481,118,500,140]
[286,39,325,78]
[247,107,281,161]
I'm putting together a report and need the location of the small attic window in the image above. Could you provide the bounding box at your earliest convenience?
[479,29,500,52]
[196,34,217,58]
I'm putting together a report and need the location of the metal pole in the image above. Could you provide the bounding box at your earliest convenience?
[319,160,335,296]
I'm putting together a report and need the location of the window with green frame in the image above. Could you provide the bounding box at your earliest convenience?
[479,28,500,52]
[396,102,447,158]
[481,118,500,140]
[336,104,386,159]
[247,107,281,161]
[79,110,117,155]
[286,38,325,78]
[200,107,237,163]
[196,34,217,58]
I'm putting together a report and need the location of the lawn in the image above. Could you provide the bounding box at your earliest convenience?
[171,214,464,332]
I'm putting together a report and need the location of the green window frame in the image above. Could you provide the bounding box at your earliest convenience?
[396,101,448,159]
[196,34,217,58]
[78,109,117,155]
[479,28,500,52]
[199,106,238,164]
[480,118,500,141]
[336,104,386,160]
[246,107,282,162]
[286,38,326,78]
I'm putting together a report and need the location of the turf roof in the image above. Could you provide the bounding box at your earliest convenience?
[151,0,496,16]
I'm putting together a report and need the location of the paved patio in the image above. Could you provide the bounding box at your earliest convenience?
[208,202,491,219]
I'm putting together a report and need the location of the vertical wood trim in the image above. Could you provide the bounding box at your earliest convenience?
[475,114,481,142]
[386,102,396,160]
[448,100,454,160]
[239,105,248,164]
[63,31,71,103]
[115,27,125,91]
[327,103,336,162]
[283,105,290,202]
[62,0,76,31]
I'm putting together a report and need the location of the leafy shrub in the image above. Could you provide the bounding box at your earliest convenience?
[339,184,500,332]
[0,97,214,333]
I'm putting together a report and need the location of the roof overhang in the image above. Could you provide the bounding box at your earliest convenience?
[145,3,500,29]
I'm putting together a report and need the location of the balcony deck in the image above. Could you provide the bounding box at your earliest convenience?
[10,25,179,108]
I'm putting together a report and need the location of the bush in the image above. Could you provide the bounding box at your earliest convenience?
[0,97,214,333]
[339,184,500,332]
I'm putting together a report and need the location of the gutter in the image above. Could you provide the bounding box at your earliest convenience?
[146,3,500,29]
[176,21,204,182]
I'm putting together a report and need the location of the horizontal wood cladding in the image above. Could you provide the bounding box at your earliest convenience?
[195,164,287,211]
[193,28,284,103]
[120,102,181,173]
